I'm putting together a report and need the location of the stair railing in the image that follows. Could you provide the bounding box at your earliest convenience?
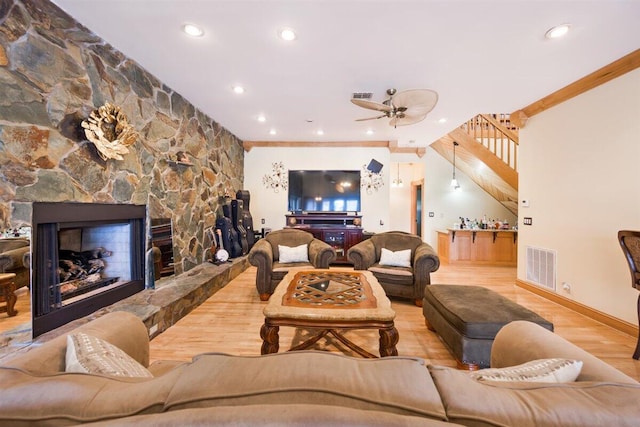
[461,114,519,171]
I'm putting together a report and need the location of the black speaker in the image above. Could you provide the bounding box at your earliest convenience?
[366,159,383,173]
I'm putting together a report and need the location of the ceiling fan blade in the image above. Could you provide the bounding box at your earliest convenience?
[351,98,393,113]
[391,89,439,116]
[355,114,386,122]
[390,113,427,127]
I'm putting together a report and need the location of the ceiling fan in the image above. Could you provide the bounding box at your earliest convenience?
[351,88,438,127]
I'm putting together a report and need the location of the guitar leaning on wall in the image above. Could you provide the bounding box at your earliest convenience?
[223,200,247,255]
[216,215,242,258]
[236,190,255,249]
[230,199,249,255]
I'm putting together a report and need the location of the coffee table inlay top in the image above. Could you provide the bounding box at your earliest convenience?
[264,270,395,322]
[261,269,398,358]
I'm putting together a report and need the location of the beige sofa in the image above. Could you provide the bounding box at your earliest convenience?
[0,312,638,426]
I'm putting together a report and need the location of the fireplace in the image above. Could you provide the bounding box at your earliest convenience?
[31,202,146,338]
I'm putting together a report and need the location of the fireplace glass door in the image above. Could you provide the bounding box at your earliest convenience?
[31,203,146,338]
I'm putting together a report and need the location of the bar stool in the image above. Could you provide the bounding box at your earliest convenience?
[0,272,18,317]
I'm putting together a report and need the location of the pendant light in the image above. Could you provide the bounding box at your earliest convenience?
[451,142,460,190]
[392,163,404,188]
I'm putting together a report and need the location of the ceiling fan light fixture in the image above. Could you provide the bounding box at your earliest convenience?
[545,23,571,39]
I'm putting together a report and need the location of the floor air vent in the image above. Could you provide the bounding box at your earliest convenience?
[526,246,557,291]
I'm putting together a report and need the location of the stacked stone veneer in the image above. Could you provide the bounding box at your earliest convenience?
[0,0,245,275]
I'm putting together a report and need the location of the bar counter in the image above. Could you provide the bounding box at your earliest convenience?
[436,228,517,266]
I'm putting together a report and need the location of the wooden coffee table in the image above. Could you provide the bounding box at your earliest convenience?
[260,269,398,358]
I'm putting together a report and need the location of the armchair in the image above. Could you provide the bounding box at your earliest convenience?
[618,230,640,359]
[347,231,439,306]
[0,237,30,289]
[248,228,336,301]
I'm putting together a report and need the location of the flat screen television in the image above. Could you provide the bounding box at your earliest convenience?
[288,170,361,213]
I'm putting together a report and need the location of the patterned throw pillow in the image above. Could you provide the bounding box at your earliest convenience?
[469,358,583,383]
[379,248,412,268]
[66,332,153,378]
[278,244,309,263]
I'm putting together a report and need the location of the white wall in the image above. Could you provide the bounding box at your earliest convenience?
[244,147,391,233]
[422,148,517,246]
[244,145,516,249]
[517,68,640,324]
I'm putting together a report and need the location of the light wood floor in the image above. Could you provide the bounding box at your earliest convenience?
[148,264,640,381]
[3,265,639,380]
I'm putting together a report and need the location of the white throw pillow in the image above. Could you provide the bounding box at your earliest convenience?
[66,332,153,378]
[469,358,583,383]
[379,248,412,268]
[278,244,309,263]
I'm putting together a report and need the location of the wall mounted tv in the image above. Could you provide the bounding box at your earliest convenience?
[288,170,361,213]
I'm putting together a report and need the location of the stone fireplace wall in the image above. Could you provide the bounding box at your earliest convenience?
[0,0,245,274]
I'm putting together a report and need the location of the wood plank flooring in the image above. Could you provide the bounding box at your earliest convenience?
[148,264,640,381]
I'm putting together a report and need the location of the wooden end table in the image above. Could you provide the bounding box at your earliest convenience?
[260,269,398,358]
[0,272,18,317]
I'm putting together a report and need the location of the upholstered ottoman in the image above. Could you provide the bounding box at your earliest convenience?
[423,285,553,370]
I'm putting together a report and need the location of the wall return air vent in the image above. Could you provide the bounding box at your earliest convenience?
[526,246,557,291]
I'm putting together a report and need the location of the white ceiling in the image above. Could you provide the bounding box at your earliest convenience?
[52,0,640,148]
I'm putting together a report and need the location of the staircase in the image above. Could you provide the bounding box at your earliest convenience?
[430,114,519,215]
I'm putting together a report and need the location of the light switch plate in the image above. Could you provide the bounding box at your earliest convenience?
[523,217,533,225]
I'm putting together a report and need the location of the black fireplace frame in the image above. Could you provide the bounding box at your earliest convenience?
[31,202,146,338]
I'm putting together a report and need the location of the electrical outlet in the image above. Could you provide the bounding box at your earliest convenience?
[523,217,533,226]
[521,199,530,207]
[562,282,571,293]
[261,218,265,224]
[428,212,435,217]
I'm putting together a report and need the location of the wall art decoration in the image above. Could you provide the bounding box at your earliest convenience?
[263,161,288,193]
[361,163,384,194]
[81,102,137,161]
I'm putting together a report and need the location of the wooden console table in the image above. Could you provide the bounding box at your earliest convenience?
[285,213,363,263]
[437,228,517,266]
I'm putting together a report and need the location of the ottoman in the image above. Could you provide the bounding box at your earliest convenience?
[423,284,553,370]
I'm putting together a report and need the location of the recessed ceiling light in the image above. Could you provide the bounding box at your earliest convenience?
[366,129,374,135]
[545,23,571,39]
[438,118,447,124]
[183,23,204,37]
[257,115,266,122]
[278,27,297,41]
[316,130,324,136]
[232,85,245,94]
[269,129,277,135]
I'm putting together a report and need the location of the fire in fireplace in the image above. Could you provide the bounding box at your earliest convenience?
[31,202,146,338]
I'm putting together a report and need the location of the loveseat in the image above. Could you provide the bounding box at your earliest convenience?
[0,237,30,289]
[1,311,638,426]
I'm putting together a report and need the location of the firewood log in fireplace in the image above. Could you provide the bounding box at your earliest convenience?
[58,247,112,283]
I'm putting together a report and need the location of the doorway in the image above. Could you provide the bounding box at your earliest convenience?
[411,180,424,238]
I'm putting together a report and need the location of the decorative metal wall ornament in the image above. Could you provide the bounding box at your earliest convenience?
[263,161,288,192]
[81,102,137,161]
[361,164,384,194]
